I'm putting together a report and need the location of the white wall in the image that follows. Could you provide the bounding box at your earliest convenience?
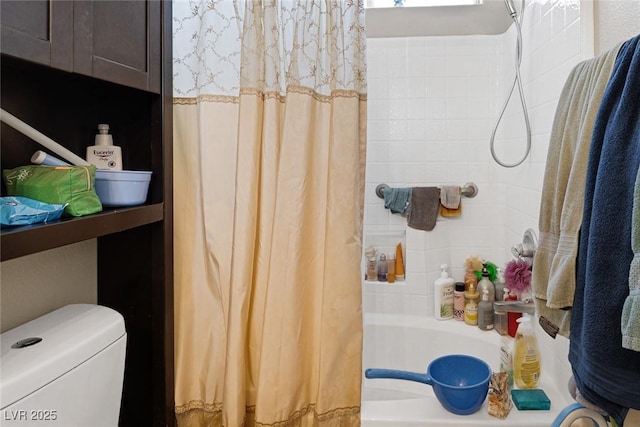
[0,240,97,332]
[363,0,594,317]
[594,0,640,54]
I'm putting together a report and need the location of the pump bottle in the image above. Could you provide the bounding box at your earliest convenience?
[464,282,479,325]
[478,288,494,330]
[477,263,495,302]
[494,267,506,301]
[86,124,122,170]
[434,264,454,320]
[513,315,541,389]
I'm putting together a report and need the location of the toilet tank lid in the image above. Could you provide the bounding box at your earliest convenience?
[0,304,126,409]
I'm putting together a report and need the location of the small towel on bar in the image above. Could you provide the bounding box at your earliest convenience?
[407,187,440,231]
[439,185,462,217]
[383,187,412,216]
[622,165,640,352]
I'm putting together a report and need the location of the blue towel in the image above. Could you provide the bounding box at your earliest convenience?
[383,187,412,216]
[570,34,640,426]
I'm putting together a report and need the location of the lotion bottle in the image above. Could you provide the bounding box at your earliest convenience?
[434,264,454,320]
[86,124,122,170]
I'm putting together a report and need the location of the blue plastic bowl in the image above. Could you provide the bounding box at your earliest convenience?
[365,354,491,415]
[95,169,152,207]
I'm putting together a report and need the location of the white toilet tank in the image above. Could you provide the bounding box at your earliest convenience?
[1,304,126,426]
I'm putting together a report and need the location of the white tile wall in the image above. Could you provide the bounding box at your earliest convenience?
[363,0,593,318]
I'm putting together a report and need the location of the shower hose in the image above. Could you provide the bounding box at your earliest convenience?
[490,0,532,168]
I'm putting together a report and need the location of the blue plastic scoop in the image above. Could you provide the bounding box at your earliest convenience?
[365,354,491,415]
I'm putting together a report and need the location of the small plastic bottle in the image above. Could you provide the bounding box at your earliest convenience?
[395,243,405,281]
[377,253,387,282]
[387,253,396,283]
[464,282,479,326]
[434,264,454,320]
[513,315,541,389]
[367,257,377,281]
[478,288,494,330]
[453,282,465,321]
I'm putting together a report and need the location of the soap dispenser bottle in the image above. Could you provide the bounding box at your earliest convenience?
[478,288,494,330]
[477,262,495,303]
[494,267,506,301]
[86,124,122,170]
[434,264,454,320]
[513,315,541,389]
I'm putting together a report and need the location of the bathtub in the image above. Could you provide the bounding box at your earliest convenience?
[361,313,575,426]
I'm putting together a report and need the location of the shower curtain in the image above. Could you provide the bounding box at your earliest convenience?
[172,1,367,426]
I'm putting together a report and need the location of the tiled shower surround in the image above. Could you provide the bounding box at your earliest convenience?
[363,0,590,316]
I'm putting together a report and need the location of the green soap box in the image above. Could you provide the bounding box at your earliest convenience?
[511,389,551,410]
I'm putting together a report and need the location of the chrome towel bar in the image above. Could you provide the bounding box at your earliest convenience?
[375,182,478,199]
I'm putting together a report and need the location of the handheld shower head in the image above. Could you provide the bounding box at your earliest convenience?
[504,0,518,18]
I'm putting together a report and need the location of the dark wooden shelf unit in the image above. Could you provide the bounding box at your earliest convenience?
[1,1,174,425]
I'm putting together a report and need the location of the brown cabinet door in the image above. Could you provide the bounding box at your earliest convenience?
[73,0,161,93]
[0,0,73,71]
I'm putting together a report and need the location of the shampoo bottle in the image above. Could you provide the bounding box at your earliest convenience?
[86,124,122,170]
[464,268,478,292]
[464,282,479,325]
[513,315,541,389]
[477,263,495,302]
[494,267,506,301]
[434,264,454,320]
[478,288,494,330]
